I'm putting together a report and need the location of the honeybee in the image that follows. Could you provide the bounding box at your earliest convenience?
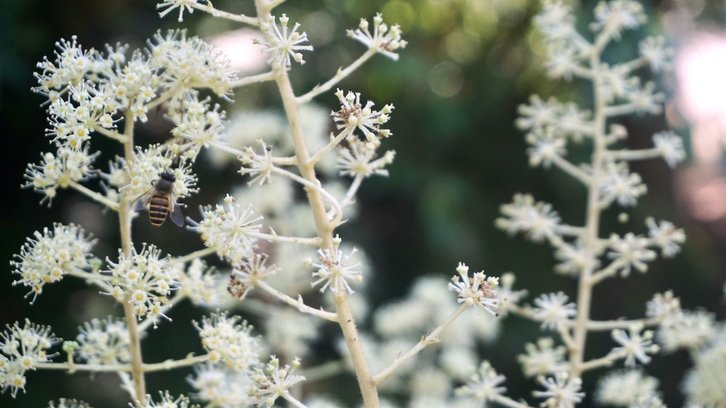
[133,171,184,227]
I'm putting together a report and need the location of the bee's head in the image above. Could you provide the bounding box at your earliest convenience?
[160,171,176,182]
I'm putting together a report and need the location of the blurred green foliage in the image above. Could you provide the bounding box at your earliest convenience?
[2,0,723,406]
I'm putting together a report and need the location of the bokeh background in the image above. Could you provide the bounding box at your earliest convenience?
[2,0,725,406]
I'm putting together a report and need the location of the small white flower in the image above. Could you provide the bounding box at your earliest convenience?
[652,131,685,168]
[75,317,130,365]
[532,372,584,408]
[544,45,582,80]
[195,312,261,371]
[190,195,263,266]
[156,0,197,22]
[595,369,659,406]
[526,129,567,168]
[337,139,396,178]
[250,356,306,407]
[347,13,407,60]
[11,223,96,302]
[645,217,685,257]
[102,244,178,321]
[454,361,507,403]
[518,338,568,378]
[257,14,313,70]
[332,89,393,142]
[611,325,659,367]
[496,194,561,242]
[606,233,656,276]
[47,398,93,408]
[533,1,577,43]
[447,263,499,315]
[116,144,198,201]
[591,0,645,39]
[639,36,673,72]
[238,140,275,186]
[683,331,726,407]
[598,163,647,207]
[188,364,254,408]
[554,241,600,277]
[496,273,528,317]
[311,246,363,295]
[627,81,664,114]
[228,253,279,301]
[177,259,222,307]
[657,310,716,352]
[170,91,227,154]
[0,319,59,397]
[532,292,576,330]
[516,95,562,132]
[142,391,198,408]
[645,291,681,321]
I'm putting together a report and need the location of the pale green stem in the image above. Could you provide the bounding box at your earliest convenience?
[231,71,276,88]
[93,126,128,143]
[373,304,469,385]
[69,181,119,211]
[119,110,146,404]
[256,280,338,322]
[191,2,258,25]
[307,127,354,166]
[296,48,378,104]
[605,148,662,162]
[282,392,308,408]
[174,246,217,264]
[551,155,591,186]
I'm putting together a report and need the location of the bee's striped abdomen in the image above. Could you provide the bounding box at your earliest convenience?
[148,194,170,226]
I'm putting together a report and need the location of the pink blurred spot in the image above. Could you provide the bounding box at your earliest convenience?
[209,29,266,73]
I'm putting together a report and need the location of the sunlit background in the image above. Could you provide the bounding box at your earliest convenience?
[1,0,724,406]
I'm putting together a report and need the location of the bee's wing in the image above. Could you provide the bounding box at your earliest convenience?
[169,200,185,227]
[133,189,153,212]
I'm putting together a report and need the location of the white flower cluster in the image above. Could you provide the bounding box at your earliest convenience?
[47,398,93,408]
[142,391,198,408]
[195,312,261,371]
[23,147,98,204]
[257,14,313,70]
[454,361,506,403]
[531,292,576,330]
[188,364,254,408]
[190,195,263,265]
[103,244,178,320]
[332,89,393,142]
[75,317,130,365]
[611,325,659,367]
[518,337,568,378]
[447,263,499,315]
[249,356,305,407]
[533,372,584,408]
[11,223,96,301]
[347,13,407,60]
[228,253,279,301]
[107,143,198,202]
[168,91,227,158]
[596,369,660,406]
[683,326,726,407]
[176,259,223,307]
[496,193,561,242]
[238,140,275,186]
[0,320,58,397]
[310,245,363,295]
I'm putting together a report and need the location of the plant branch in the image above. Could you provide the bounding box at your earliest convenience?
[373,304,469,385]
[191,2,258,26]
[296,48,377,104]
[307,127,354,166]
[93,126,128,143]
[551,155,591,186]
[231,71,276,88]
[604,148,662,162]
[69,181,119,211]
[256,280,339,322]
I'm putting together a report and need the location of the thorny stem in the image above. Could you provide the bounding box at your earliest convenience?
[119,110,147,404]
[373,304,469,385]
